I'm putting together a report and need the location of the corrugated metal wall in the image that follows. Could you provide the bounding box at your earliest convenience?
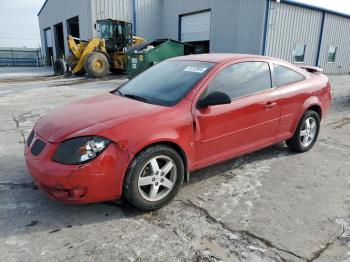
[135,0,162,40]
[38,0,93,60]
[266,2,323,66]
[91,0,133,38]
[38,0,350,74]
[161,0,266,54]
[39,0,267,59]
[39,0,135,60]
[319,13,350,74]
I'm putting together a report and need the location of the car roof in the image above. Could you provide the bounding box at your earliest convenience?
[170,53,309,76]
[171,53,269,63]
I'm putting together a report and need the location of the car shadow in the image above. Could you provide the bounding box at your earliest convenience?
[186,142,295,185]
[1,142,295,239]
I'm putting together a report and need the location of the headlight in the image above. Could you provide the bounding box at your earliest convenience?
[52,136,111,165]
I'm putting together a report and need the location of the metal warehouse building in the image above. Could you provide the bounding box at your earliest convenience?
[38,0,350,74]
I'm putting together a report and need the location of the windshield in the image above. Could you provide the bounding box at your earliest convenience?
[98,21,113,40]
[114,60,214,106]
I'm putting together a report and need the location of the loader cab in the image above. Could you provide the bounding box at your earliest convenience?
[96,19,133,52]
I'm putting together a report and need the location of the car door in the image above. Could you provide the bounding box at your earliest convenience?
[272,64,308,140]
[191,60,282,168]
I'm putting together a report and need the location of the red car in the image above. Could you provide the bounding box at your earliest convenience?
[25,54,331,210]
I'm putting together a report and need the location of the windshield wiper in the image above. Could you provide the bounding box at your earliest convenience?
[122,93,150,103]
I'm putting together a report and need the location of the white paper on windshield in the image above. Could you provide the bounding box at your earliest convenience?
[183,66,208,73]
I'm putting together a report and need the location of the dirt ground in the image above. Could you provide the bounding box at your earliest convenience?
[0,71,349,261]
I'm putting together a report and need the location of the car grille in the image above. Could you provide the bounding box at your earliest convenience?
[30,138,46,156]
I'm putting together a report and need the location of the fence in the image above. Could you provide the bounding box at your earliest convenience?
[0,48,44,67]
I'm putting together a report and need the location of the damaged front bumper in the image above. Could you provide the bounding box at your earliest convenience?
[24,133,132,204]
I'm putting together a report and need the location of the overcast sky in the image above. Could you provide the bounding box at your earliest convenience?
[0,0,349,48]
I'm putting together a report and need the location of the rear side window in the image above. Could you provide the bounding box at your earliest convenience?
[207,61,272,100]
[274,65,305,87]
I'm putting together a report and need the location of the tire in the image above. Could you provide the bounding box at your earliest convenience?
[53,59,67,76]
[84,52,110,78]
[123,145,184,211]
[286,110,320,152]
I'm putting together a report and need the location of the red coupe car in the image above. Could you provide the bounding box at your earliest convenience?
[25,54,331,210]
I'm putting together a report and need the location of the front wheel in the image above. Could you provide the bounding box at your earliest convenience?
[123,145,184,211]
[286,110,320,152]
[84,52,109,78]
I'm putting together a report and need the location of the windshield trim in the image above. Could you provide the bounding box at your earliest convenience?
[111,60,215,107]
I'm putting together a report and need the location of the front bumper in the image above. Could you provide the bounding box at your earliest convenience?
[24,133,132,204]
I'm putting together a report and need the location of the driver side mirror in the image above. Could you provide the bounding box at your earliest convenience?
[197,91,231,108]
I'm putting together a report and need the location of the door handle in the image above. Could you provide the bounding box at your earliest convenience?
[264,102,277,109]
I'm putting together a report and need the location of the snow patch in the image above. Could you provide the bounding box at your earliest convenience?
[5,236,28,247]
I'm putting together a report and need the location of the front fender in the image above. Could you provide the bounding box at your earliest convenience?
[88,98,196,170]
[121,127,195,171]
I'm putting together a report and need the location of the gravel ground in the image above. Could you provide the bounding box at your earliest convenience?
[0,72,349,261]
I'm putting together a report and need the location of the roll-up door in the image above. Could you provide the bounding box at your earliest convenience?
[181,11,211,42]
[180,11,211,53]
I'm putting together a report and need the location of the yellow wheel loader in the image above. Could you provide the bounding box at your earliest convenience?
[53,19,145,78]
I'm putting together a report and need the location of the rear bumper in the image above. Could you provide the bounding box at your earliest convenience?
[24,134,132,204]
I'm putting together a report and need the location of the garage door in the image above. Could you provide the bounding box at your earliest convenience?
[181,11,211,42]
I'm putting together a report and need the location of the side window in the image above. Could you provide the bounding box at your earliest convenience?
[207,62,272,100]
[274,65,305,87]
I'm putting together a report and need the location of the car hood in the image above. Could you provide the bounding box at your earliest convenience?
[34,93,164,143]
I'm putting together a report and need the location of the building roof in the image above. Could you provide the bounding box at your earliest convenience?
[37,0,350,19]
[281,0,350,19]
[37,0,48,16]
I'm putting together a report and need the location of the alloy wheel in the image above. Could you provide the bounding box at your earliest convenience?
[299,116,317,147]
[137,155,177,202]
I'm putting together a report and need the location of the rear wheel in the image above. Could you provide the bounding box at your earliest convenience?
[53,59,67,76]
[84,52,110,78]
[286,110,320,152]
[123,145,184,211]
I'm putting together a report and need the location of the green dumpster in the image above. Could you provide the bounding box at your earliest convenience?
[126,39,192,78]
